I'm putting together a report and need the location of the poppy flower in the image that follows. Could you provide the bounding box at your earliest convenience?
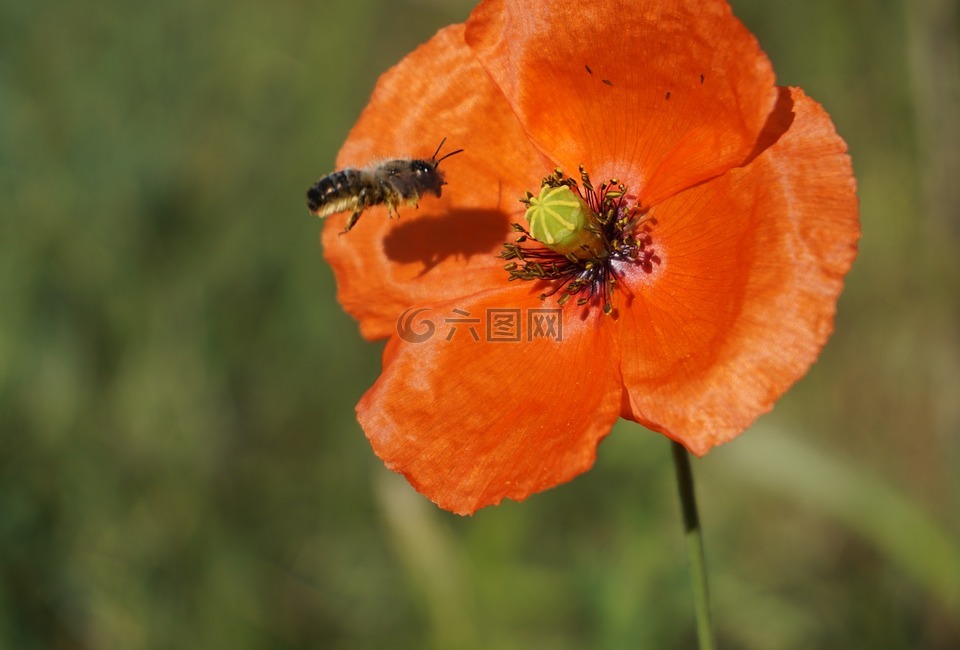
[318,0,859,515]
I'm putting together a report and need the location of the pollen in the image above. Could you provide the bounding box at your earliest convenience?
[502,166,659,315]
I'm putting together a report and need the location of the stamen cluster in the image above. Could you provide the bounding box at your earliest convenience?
[501,166,658,315]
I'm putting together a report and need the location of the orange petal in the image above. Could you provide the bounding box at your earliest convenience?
[357,286,622,515]
[465,0,777,206]
[321,24,553,340]
[617,87,859,454]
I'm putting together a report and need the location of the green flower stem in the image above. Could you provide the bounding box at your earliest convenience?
[671,440,716,650]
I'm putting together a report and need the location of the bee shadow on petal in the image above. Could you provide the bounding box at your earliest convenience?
[742,87,796,166]
[382,207,514,275]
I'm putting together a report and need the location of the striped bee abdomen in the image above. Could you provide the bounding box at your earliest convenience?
[307,169,379,216]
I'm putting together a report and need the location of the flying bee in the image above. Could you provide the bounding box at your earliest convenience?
[306,139,463,232]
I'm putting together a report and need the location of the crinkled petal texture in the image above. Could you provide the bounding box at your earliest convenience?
[358,286,623,515]
[465,0,777,205]
[320,0,860,513]
[617,88,859,454]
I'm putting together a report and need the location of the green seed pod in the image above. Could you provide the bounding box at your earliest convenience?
[524,185,603,257]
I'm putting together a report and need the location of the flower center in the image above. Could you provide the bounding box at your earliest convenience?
[501,166,658,315]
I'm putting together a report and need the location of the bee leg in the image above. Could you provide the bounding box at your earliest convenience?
[385,197,401,220]
[341,187,370,233]
[342,208,363,233]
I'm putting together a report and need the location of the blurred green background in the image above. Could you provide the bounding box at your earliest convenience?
[2,0,958,647]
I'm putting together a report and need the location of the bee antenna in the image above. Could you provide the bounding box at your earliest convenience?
[436,148,464,165]
[431,137,464,165]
